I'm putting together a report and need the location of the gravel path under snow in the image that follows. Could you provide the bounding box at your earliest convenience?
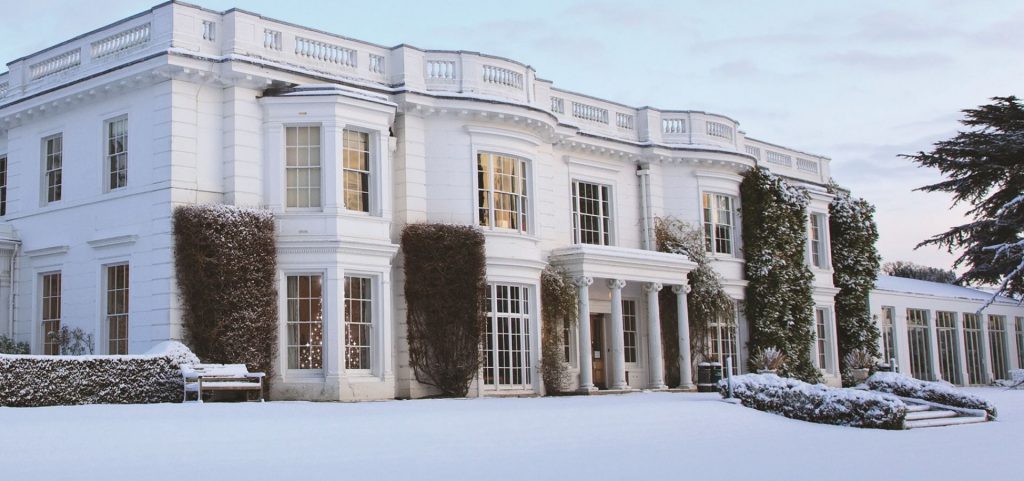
[1,388,1018,480]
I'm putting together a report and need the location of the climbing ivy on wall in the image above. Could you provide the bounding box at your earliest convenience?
[540,265,578,394]
[402,223,487,398]
[740,167,820,383]
[655,217,734,387]
[829,184,882,385]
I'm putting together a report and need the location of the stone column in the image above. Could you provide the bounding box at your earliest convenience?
[574,276,596,392]
[645,283,666,389]
[674,284,694,389]
[608,279,628,390]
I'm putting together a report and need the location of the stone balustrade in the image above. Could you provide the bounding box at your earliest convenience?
[295,37,357,68]
[482,65,523,90]
[662,118,687,135]
[0,81,7,100]
[91,23,151,59]
[425,59,457,81]
[264,29,283,51]
[572,101,609,124]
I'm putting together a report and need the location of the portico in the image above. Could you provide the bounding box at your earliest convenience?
[549,244,697,392]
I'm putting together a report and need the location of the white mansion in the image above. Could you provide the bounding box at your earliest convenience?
[0,2,1020,400]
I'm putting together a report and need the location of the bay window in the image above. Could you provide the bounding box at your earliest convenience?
[285,126,322,209]
[286,274,324,369]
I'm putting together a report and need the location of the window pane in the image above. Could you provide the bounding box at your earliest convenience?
[287,275,324,369]
[285,127,322,208]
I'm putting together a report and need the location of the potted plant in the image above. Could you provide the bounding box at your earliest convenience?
[844,349,876,384]
[751,347,785,374]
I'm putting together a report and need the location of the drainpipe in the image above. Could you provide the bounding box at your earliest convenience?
[7,242,19,339]
[636,164,654,250]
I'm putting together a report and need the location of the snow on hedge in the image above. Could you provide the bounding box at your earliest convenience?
[721,373,906,429]
[0,341,199,407]
[866,372,997,418]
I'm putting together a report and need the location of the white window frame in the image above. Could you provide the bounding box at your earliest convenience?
[482,282,534,391]
[284,125,323,210]
[571,179,614,246]
[702,192,736,256]
[476,152,530,234]
[39,271,62,355]
[103,263,130,355]
[285,272,326,372]
[341,128,375,214]
[809,212,829,269]
[708,303,741,375]
[622,299,640,365]
[813,307,830,371]
[963,312,984,384]
[343,274,376,373]
[880,306,896,366]
[906,308,933,381]
[988,314,1009,380]
[42,133,63,205]
[104,115,129,191]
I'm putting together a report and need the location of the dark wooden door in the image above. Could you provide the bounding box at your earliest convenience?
[590,314,606,389]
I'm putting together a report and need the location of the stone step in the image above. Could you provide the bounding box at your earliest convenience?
[905,404,931,413]
[905,415,988,429]
[906,409,958,421]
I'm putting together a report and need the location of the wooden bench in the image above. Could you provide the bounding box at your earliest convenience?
[181,364,265,402]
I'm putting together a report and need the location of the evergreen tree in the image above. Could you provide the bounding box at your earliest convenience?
[904,96,1024,304]
[741,168,820,383]
[829,187,882,385]
[881,261,956,284]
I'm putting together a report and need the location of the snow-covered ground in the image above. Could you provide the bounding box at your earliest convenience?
[1,388,1019,480]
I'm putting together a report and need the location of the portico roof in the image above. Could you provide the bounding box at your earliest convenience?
[549,244,695,286]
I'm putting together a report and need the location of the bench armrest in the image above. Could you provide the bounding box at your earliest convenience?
[244,372,266,378]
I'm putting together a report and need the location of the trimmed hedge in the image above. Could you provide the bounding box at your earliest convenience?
[173,205,278,379]
[721,373,907,429]
[866,372,997,418]
[0,341,199,407]
[402,223,487,397]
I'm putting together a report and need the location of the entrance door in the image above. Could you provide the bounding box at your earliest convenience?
[590,314,606,389]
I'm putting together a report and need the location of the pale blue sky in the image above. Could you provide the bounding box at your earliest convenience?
[3,0,1021,271]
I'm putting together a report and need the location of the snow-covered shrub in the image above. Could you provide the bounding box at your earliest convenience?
[173,205,277,380]
[0,334,29,354]
[0,341,199,407]
[721,373,907,429]
[541,265,577,394]
[866,372,997,418]
[751,347,786,372]
[829,187,882,386]
[402,223,486,398]
[740,168,820,383]
[843,349,876,370]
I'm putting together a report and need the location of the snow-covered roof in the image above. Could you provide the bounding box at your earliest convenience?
[874,275,1018,305]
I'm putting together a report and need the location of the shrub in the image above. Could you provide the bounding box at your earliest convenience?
[402,223,487,397]
[0,334,29,354]
[866,372,997,418]
[750,347,786,372]
[843,349,876,370]
[48,326,95,355]
[173,205,277,379]
[741,168,820,383]
[721,373,906,429]
[0,341,199,407]
[541,266,578,394]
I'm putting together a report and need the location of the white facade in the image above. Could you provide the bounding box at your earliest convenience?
[870,275,1023,386]
[0,2,852,400]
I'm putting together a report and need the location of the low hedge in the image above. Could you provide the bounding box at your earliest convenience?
[721,373,906,429]
[0,341,199,407]
[866,372,997,418]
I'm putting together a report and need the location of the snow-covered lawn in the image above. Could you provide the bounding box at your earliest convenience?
[2,388,1019,480]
